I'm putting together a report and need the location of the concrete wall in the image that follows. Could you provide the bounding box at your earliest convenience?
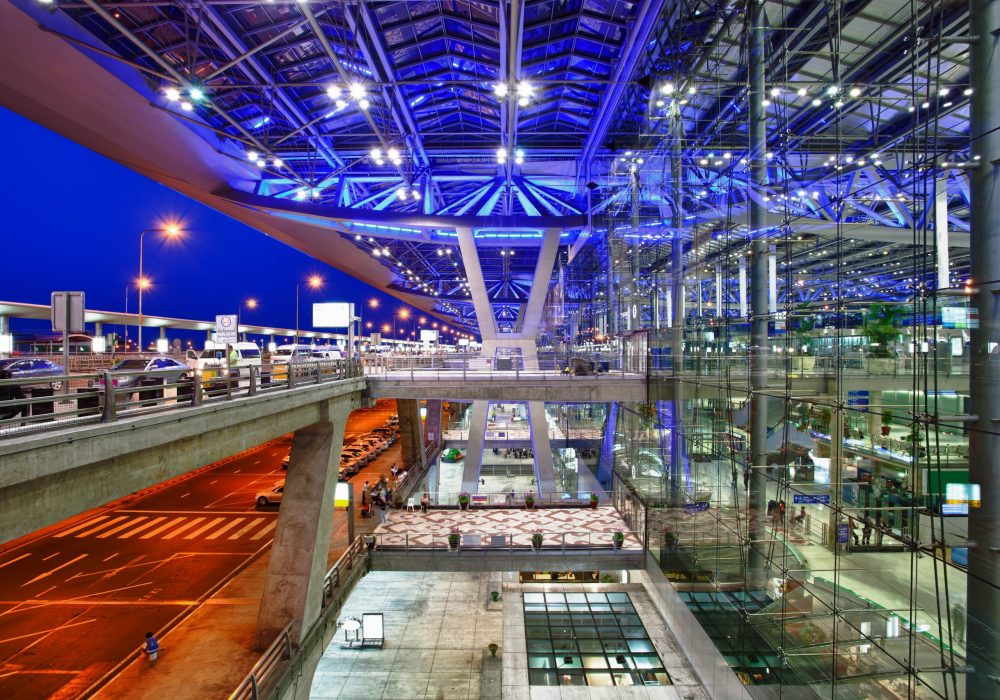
[0,379,365,543]
[369,375,648,402]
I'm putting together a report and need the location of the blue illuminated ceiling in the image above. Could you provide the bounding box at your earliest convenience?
[10,0,973,331]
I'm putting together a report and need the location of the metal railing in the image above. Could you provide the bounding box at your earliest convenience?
[362,351,645,380]
[397,490,604,508]
[236,537,369,700]
[365,529,638,552]
[652,352,971,378]
[0,359,363,440]
[228,623,293,700]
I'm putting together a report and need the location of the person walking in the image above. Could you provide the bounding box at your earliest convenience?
[378,497,388,524]
[142,632,159,663]
[361,480,369,506]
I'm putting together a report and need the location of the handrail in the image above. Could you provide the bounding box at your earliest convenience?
[0,359,364,440]
[228,622,293,700]
[234,537,370,700]
[367,529,638,553]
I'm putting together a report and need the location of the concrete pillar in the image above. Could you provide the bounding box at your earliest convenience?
[461,400,490,492]
[397,399,424,469]
[527,401,556,494]
[423,399,443,453]
[0,315,8,335]
[670,113,685,503]
[255,399,352,648]
[159,326,167,339]
[747,3,769,586]
[456,226,498,343]
[967,0,1000,688]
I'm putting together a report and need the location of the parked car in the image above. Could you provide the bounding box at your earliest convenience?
[255,480,285,507]
[0,358,66,419]
[186,342,262,378]
[101,357,189,389]
[311,348,344,360]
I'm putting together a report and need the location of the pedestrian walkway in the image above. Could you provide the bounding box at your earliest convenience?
[372,507,641,550]
[53,513,276,542]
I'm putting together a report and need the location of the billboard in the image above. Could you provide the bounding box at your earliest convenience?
[313,302,351,328]
[215,314,238,344]
[420,329,439,342]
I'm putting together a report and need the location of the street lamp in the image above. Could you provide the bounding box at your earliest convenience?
[243,298,258,341]
[396,308,410,341]
[137,223,182,352]
[295,275,323,343]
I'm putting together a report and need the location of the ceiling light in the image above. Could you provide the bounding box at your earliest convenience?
[272,157,283,168]
[812,98,822,106]
[660,82,675,95]
[189,87,204,101]
[848,87,861,97]
[494,83,508,98]
[518,96,529,107]
[349,82,367,100]
[326,85,342,100]
[516,81,533,97]
[797,87,807,97]
[247,150,259,162]
[358,98,370,110]
[164,87,180,101]
[335,99,348,110]
[180,101,193,111]
[496,147,508,164]
[826,85,839,96]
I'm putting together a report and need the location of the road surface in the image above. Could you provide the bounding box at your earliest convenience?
[0,399,399,699]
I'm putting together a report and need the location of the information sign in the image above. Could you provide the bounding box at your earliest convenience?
[793,494,830,505]
[215,314,238,345]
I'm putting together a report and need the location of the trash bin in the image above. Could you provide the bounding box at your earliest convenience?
[29,386,55,419]
[76,387,101,416]
[137,377,164,405]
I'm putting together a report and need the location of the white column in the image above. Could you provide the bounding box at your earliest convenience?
[461,400,490,493]
[527,401,556,494]
[455,226,497,341]
[935,175,951,291]
[715,265,723,314]
[738,257,748,318]
[768,250,777,315]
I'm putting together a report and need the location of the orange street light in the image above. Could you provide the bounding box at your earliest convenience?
[296,275,324,342]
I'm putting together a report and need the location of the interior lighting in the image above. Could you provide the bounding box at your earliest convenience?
[496,147,508,164]
[326,85,343,100]
[358,98,370,110]
[964,88,973,96]
[826,85,839,96]
[833,100,844,108]
[514,148,525,165]
[493,83,508,98]
[848,87,862,97]
[660,82,675,95]
[812,98,822,106]
[180,101,193,112]
[247,150,259,162]
[164,87,180,101]
[687,85,697,94]
[295,189,308,200]
[797,87,807,97]
[770,87,780,97]
[349,82,367,100]
[189,87,204,101]
[272,157,283,168]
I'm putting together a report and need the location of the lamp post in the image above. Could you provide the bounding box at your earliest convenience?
[137,223,182,352]
[396,308,410,344]
[243,298,258,341]
[295,275,323,343]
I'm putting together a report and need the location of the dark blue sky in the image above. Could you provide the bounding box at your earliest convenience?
[0,107,406,340]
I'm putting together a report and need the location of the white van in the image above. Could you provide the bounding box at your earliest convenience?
[312,347,344,360]
[186,342,262,380]
[271,344,315,363]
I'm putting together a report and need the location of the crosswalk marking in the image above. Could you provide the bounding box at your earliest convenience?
[117,517,168,539]
[229,520,263,540]
[250,521,277,541]
[97,517,147,539]
[55,516,109,538]
[140,519,182,540]
[74,516,128,538]
[206,518,244,540]
[161,518,205,540]
[184,517,226,540]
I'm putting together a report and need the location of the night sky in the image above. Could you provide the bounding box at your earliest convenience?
[0,107,405,342]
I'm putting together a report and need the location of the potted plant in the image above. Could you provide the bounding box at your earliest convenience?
[490,591,500,602]
[589,492,599,509]
[458,492,470,511]
[488,643,499,658]
[881,410,893,437]
[612,531,625,549]
[393,493,404,509]
[907,423,925,459]
[524,493,535,509]
[447,528,461,550]
[530,532,543,550]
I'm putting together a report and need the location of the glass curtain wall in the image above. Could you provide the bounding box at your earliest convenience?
[560,1,985,696]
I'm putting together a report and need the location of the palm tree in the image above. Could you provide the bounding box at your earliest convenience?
[862,304,906,357]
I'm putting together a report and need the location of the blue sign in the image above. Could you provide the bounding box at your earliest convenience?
[837,524,850,543]
[847,390,870,412]
[794,494,830,505]
[684,502,710,512]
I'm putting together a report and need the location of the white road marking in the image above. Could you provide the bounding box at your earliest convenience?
[228,520,264,540]
[41,552,60,562]
[234,469,241,474]
[250,521,277,541]
[117,517,167,539]
[161,518,205,540]
[139,519,183,539]
[97,517,147,539]
[54,515,109,538]
[0,553,31,570]
[183,517,226,539]
[21,554,88,587]
[205,518,244,540]
[254,460,261,465]
[209,480,217,485]
[74,516,128,538]
[103,553,119,562]
[0,617,96,645]
[180,492,191,499]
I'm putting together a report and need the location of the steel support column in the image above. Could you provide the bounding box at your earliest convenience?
[670,113,684,502]
[527,401,556,494]
[461,400,490,493]
[747,4,770,585]
[967,0,1000,689]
